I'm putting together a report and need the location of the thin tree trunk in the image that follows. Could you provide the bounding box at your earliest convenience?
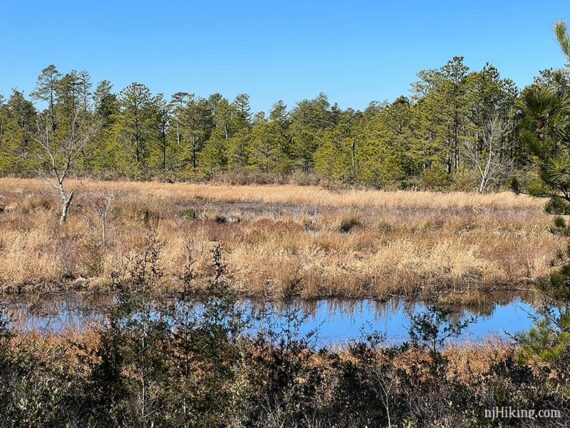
[351,139,356,180]
[162,125,167,173]
[191,136,197,170]
[60,190,74,225]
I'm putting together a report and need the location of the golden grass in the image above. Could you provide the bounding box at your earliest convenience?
[0,178,563,300]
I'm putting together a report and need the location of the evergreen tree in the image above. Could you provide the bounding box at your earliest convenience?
[231,93,251,130]
[181,95,213,171]
[0,60,550,191]
[0,90,37,173]
[289,93,335,171]
[149,94,172,174]
[88,81,125,174]
[413,57,470,174]
[31,64,60,131]
[247,116,290,174]
[226,128,251,170]
[201,130,228,173]
[169,92,189,148]
[119,83,155,174]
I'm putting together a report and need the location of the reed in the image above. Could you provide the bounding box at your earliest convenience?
[0,178,562,300]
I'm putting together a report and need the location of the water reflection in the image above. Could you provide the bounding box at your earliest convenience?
[0,291,546,345]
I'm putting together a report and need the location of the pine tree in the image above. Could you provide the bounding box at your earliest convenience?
[89,81,125,175]
[149,94,172,174]
[247,118,290,174]
[31,64,60,131]
[201,130,228,173]
[289,93,335,171]
[118,83,155,174]
[0,90,37,173]
[180,95,213,171]
[413,57,470,174]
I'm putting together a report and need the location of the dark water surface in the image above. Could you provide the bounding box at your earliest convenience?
[0,292,544,345]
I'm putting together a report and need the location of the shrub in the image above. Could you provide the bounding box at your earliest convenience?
[339,217,362,233]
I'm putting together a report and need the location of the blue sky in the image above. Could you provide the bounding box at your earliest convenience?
[2,1,568,112]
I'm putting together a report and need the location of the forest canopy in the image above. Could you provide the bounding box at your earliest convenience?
[0,56,568,191]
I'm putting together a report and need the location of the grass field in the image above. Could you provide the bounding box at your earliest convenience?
[0,178,562,300]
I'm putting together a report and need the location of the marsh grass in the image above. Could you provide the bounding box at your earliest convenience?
[0,178,563,300]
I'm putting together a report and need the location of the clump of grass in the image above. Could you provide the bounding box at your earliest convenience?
[179,208,198,219]
[338,217,362,233]
[20,193,54,214]
[550,215,570,236]
[0,178,562,300]
[214,215,227,224]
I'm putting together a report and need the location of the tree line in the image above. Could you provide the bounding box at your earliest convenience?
[0,31,568,193]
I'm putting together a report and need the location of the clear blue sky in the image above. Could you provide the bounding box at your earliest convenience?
[2,0,568,112]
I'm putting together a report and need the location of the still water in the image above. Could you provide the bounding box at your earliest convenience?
[1,293,543,345]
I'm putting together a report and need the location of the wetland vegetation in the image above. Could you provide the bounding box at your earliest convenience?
[0,14,569,428]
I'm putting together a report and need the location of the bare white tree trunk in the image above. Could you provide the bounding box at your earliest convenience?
[464,110,514,192]
[59,188,74,225]
[34,106,99,225]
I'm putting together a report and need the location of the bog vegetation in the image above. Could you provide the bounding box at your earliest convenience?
[0,241,567,427]
[0,178,562,299]
[0,19,570,428]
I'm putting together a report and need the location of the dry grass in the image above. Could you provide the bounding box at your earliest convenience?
[0,178,563,300]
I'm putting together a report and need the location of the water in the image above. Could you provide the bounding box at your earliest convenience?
[253,298,542,345]
[0,293,544,345]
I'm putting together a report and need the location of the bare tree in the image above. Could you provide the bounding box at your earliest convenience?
[34,107,99,224]
[85,188,117,246]
[463,110,514,192]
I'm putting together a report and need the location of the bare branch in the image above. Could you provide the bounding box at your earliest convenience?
[463,109,515,192]
[32,102,101,224]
